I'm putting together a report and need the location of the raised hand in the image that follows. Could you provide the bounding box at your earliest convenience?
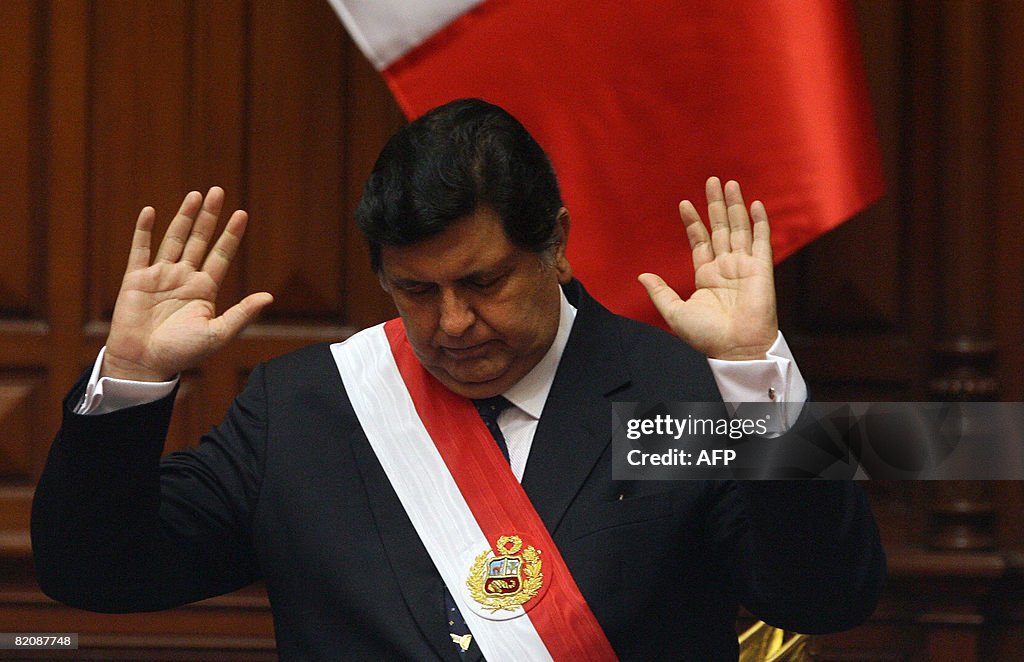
[638,177,778,361]
[101,187,274,381]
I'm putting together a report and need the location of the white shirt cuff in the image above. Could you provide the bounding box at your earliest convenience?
[706,331,807,431]
[75,347,179,415]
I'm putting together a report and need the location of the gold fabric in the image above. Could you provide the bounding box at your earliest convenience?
[738,621,809,662]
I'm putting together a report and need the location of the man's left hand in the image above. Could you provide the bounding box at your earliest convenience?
[639,177,778,361]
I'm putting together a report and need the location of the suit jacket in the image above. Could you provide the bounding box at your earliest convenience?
[32,280,885,661]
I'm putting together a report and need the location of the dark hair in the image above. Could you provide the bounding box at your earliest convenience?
[355,98,564,271]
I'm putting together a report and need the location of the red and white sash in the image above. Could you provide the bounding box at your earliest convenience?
[330,319,617,661]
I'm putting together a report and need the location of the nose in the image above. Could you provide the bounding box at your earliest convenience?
[438,288,475,337]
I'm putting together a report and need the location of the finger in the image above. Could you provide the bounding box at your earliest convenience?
[180,186,225,268]
[126,206,156,273]
[724,180,753,254]
[155,191,203,263]
[638,272,683,321]
[211,292,275,344]
[201,209,248,285]
[706,177,731,256]
[679,200,714,272]
[751,200,773,261]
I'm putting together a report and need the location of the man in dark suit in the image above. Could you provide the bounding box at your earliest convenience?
[32,99,884,660]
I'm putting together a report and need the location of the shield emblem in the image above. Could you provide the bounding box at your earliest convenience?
[467,534,543,612]
[484,556,522,595]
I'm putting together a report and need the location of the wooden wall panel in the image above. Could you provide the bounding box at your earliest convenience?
[0,376,45,481]
[0,2,49,566]
[0,1,44,322]
[246,0,347,324]
[88,1,192,324]
[188,0,248,319]
[188,0,248,191]
[990,0,1024,555]
[994,0,1024,421]
[935,1,994,343]
[0,0,400,656]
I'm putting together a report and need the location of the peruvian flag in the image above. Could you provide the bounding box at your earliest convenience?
[328,0,883,326]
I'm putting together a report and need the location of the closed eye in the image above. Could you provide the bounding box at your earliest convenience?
[395,281,436,295]
[469,277,500,290]
[465,272,507,290]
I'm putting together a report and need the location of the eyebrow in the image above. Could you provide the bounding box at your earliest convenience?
[387,275,431,290]
[385,256,518,289]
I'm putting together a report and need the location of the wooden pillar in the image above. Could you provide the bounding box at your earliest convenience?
[918,0,999,553]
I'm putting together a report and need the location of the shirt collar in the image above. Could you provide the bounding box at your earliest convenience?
[501,287,577,420]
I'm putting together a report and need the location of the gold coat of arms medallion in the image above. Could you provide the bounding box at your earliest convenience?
[466,535,543,612]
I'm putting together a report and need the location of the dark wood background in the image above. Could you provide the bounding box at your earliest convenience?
[1,1,1022,659]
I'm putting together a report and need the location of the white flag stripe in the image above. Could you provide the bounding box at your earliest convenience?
[331,325,554,662]
[326,0,483,70]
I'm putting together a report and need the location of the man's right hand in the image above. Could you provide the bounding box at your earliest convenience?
[101,187,274,382]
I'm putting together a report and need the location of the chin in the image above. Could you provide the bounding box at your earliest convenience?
[442,363,505,385]
[463,386,505,399]
[439,373,509,398]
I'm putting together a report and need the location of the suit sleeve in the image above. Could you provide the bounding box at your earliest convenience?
[31,364,270,613]
[707,479,886,634]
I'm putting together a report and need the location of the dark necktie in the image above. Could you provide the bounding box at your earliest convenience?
[474,395,513,461]
[446,396,514,657]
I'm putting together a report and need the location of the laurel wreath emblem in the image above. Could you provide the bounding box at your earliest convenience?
[466,535,543,612]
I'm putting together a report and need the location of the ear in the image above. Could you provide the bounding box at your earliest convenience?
[377,270,392,293]
[552,208,573,284]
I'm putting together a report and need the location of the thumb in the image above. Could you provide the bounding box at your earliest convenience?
[212,292,274,344]
[638,273,682,319]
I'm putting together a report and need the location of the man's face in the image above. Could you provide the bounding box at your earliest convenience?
[379,207,571,399]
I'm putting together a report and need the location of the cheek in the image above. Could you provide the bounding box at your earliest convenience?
[479,298,552,349]
[394,301,439,347]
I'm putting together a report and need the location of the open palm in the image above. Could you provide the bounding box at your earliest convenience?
[103,188,273,381]
[639,177,778,361]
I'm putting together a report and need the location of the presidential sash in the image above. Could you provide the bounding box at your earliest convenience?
[330,319,617,662]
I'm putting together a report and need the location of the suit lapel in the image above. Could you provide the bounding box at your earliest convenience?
[521,281,630,535]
